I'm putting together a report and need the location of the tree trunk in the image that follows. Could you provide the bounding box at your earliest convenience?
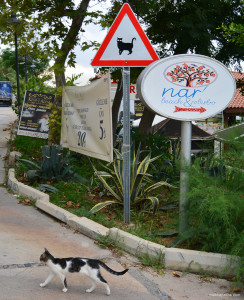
[137,107,155,134]
[54,72,66,104]
[49,0,91,144]
[54,0,91,94]
[112,78,123,145]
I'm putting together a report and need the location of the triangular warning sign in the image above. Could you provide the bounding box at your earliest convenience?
[91,3,159,67]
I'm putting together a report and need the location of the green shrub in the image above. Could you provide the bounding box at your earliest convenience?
[186,155,244,283]
[132,132,181,182]
[18,145,83,182]
[89,143,176,214]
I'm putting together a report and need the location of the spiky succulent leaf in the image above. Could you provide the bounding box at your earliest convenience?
[89,200,120,214]
[18,158,41,170]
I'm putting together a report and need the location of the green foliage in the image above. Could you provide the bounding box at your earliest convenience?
[36,184,58,193]
[0,1,99,62]
[48,70,84,143]
[65,73,83,86]
[132,132,181,183]
[192,154,227,180]
[184,153,244,282]
[81,41,101,52]
[138,250,165,273]
[159,199,179,211]
[1,48,49,78]
[0,51,17,82]
[223,19,244,47]
[18,145,81,182]
[96,234,124,255]
[26,75,55,94]
[0,0,105,133]
[89,144,176,214]
[13,135,46,158]
[0,49,53,111]
[107,0,244,69]
[48,102,62,144]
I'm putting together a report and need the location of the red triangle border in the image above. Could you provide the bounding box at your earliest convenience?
[91,3,159,67]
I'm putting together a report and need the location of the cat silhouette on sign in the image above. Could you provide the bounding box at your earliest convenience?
[117,38,136,55]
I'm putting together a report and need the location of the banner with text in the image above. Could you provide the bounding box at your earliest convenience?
[17,91,55,139]
[61,73,113,162]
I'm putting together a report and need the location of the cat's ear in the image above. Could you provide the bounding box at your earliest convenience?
[44,248,49,253]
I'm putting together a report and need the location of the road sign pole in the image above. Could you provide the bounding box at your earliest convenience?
[123,67,131,224]
[90,3,159,224]
[179,121,192,233]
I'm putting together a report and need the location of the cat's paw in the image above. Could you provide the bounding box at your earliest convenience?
[40,283,45,288]
[86,288,93,293]
[62,288,68,293]
[106,290,111,296]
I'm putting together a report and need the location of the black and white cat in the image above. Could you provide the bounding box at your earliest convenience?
[40,248,128,295]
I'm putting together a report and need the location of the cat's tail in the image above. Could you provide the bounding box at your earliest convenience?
[99,261,128,276]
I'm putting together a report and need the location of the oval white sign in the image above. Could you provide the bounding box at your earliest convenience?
[137,54,236,121]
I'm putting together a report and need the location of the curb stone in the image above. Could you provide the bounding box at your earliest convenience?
[67,216,109,240]
[164,247,239,277]
[8,169,49,202]
[7,166,240,278]
[8,151,21,166]
[109,228,165,260]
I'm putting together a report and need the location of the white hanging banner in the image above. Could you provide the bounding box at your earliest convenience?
[61,73,113,162]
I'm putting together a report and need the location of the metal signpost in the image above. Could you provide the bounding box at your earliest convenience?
[91,3,159,223]
[123,67,131,222]
[179,121,192,232]
[137,54,236,232]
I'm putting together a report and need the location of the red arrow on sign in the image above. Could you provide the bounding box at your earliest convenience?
[174,106,206,113]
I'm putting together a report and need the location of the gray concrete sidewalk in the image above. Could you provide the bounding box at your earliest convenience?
[0,107,17,184]
[0,186,158,300]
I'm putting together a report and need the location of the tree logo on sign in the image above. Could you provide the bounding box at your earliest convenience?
[164,62,217,87]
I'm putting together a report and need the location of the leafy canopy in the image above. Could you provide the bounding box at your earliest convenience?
[0,0,104,69]
[105,0,244,69]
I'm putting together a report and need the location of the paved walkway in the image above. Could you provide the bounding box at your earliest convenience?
[0,107,17,184]
[0,186,160,300]
[0,106,243,300]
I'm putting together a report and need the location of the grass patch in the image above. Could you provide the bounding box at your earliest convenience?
[11,135,46,160]
[48,180,179,246]
[138,251,165,273]
[95,234,124,256]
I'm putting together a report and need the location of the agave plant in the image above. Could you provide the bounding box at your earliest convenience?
[18,145,80,182]
[89,144,176,214]
[150,139,181,182]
